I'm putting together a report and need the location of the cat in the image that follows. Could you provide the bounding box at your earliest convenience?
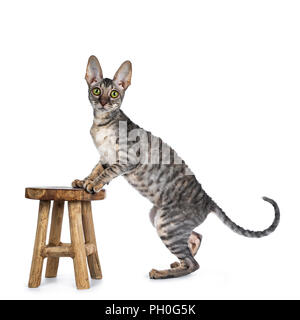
[72,55,280,279]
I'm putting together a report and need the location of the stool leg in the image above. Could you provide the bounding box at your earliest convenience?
[28,200,51,288]
[82,201,102,279]
[45,201,64,278]
[68,201,90,289]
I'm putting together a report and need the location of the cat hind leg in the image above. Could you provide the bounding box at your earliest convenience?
[170,231,202,268]
[149,210,200,279]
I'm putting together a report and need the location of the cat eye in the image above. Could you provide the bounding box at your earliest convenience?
[92,87,101,96]
[110,90,119,98]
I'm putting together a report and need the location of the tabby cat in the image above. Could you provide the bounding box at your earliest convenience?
[72,56,280,279]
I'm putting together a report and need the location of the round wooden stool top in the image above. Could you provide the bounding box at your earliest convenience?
[25,187,105,201]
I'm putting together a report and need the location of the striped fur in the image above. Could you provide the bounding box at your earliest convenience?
[72,56,280,279]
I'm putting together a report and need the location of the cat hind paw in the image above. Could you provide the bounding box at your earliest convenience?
[170,262,180,268]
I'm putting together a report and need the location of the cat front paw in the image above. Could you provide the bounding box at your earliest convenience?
[84,180,104,194]
[84,180,94,193]
[83,179,93,189]
[72,179,85,188]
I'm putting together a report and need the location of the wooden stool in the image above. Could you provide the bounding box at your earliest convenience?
[25,187,105,289]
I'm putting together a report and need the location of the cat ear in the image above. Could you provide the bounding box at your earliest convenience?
[113,61,132,90]
[85,55,103,85]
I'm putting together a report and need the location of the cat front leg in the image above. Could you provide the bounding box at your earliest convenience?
[82,162,105,188]
[84,163,135,193]
[72,162,104,189]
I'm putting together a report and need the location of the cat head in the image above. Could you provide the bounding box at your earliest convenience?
[85,55,132,113]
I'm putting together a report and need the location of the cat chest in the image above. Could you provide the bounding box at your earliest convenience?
[91,127,118,164]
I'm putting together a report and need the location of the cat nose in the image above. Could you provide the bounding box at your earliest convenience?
[100,96,108,106]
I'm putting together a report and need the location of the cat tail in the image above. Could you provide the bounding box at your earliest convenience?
[212,197,280,238]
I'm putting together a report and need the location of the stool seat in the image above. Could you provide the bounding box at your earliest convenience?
[25,187,105,201]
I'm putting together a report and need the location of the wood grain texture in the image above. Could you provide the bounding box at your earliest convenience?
[68,201,90,289]
[25,187,105,201]
[82,201,103,279]
[28,200,50,288]
[42,244,74,258]
[45,201,64,278]
[42,243,96,258]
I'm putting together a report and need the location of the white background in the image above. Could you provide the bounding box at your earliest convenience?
[0,0,299,300]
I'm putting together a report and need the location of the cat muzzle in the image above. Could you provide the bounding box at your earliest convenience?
[100,97,109,106]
